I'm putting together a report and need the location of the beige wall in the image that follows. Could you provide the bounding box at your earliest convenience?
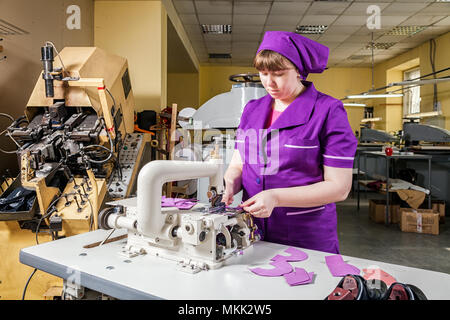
[167,72,199,109]
[0,0,94,174]
[374,31,450,131]
[94,0,167,112]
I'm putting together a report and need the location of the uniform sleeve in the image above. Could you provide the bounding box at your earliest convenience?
[320,101,358,168]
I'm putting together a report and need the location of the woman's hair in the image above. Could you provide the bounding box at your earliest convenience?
[253,50,296,71]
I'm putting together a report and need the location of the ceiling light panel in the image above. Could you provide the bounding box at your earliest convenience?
[365,42,397,50]
[296,25,328,34]
[201,24,232,34]
[385,26,427,36]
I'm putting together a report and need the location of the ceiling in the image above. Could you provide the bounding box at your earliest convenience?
[171,0,450,67]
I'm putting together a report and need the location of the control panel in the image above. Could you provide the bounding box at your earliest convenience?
[108,133,146,199]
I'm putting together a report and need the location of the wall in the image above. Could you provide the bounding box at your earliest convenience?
[94,0,167,112]
[374,31,450,131]
[167,72,199,109]
[0,0,94,174]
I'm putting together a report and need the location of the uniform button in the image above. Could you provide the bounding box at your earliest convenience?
[256,177,260,184]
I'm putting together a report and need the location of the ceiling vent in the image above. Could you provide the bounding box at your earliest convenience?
[209,53,231,59]
[295,25,328,34]
[201,24,232,34]
[365,42,396,50]
[385,26,427,36]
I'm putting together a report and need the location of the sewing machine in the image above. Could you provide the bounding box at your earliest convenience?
[0,43,147,299]
[98,155,258,273]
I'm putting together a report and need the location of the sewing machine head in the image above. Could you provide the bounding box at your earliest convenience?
[100,159,259,273]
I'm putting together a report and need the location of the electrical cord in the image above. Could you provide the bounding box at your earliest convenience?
[0,112,20,154]
[21,268,37,300]
[429,39,438,110]
[45,41,66,73]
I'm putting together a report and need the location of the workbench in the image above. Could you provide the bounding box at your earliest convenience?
[357,151,433,225]
[19,229,450,300]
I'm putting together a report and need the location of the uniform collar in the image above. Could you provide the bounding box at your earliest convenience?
[269,81,318,130]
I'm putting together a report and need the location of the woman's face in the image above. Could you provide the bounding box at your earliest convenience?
[259,67,301,100]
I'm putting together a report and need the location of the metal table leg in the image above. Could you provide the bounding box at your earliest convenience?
[428,158,432,209]
[386,156,390,226]
[357,152,361,211]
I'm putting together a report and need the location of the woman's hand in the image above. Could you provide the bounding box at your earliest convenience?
[239,190,278,218]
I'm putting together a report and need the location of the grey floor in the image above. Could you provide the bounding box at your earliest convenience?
[336,192,450,275]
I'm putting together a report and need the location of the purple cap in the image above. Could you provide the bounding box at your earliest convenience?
[257,31,329,79]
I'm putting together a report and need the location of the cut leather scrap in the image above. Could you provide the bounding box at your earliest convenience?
[362,268,397,287]
[283,268,314,286]
[248,259,294,277]
[325,254,360,277]
[270,247,309,262]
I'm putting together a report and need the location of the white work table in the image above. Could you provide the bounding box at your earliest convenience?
[20,229,450,300]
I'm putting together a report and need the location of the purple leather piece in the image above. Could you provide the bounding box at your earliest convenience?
[161,196,198,210]
[249,259,294,277]
[325,254,360,277]
[283,268,314,286]
[270,247,308,262]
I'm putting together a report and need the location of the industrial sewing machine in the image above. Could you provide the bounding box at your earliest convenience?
[98,152,259,273]
[0,43,146,299]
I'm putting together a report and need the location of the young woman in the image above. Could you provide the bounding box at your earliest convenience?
[223,31,357,254]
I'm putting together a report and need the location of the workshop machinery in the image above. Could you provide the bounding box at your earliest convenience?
[98,151,259,274]
[0,43,149,299]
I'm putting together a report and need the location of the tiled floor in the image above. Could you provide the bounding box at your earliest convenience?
[336,192,450,275]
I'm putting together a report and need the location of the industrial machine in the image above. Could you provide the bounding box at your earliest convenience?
[0,43,145,299]
[359,126,399,144]
[98,154,259,273]
[177,74,267,205]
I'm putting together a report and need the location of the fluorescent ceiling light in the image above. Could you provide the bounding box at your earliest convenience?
[389,77,450,87]
[405,111,442,119]
[361,117,382,123]
[343,103,367,107]
[201,24,232,34]
[295,25,328,34]
[346,93,403,99]
[385,26,427,36]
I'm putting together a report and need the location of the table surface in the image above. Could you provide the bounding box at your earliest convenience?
[20,229,450,300]
[362,151,433,159]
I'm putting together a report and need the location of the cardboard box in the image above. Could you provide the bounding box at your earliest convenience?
[369,199,400,224]
[400,209,439,235]
[416,201,446,224]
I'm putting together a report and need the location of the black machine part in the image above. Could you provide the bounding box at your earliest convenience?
[403,122,450,144]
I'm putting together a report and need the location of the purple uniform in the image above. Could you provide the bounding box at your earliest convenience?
[235,31,358,254]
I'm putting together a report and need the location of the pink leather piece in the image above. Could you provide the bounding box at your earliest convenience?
[249,259,294,277]
[325,254,360,277]
[271,247,308,262]
[362,268,397,287]
[283,268,314,286]
[161,196,198,210]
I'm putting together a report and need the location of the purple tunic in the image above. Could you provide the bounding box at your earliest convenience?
[235,81,357,254]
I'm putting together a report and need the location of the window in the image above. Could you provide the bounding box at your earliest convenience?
[403,68,421,116]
